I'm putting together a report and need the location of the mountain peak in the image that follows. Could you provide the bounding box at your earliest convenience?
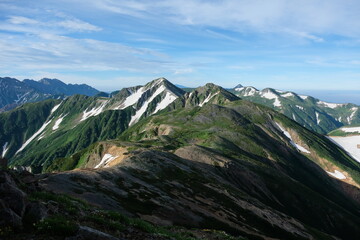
[191,83,224,95]
[234,84,243,89]
[201,83,222,91]
[182,83,239,108]
[144,77,170,89]
[39,78,65,85]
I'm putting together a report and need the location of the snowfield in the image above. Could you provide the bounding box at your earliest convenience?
[340,127,360,133]
[328,136,360,163]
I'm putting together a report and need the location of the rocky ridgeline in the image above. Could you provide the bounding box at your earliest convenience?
[0,168,238,240]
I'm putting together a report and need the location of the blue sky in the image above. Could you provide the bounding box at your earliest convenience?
[1,0,360,92]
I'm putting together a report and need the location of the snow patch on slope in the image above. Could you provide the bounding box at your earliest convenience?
[241,87,257,96]
[16,119,53,154]
[51,102,62,114]
[2,142,9,158]
[295,105,304,111]
[299,95,308,100]
[52,114,66,130]
[199,92,219,107]
[282,92,294,98]
[326,170,346,180]
[153,91,178,114]
[293,143,311,154]
[81,101,108,122]
[244,87,257,97]
[328,136,360,163]
[315,112,321,125]
[262,91,281,107]
[317,101,343,109]
[95,154,118,168]
[275,122,310,154]
[348,107,358,123]
[118,87,145,110]
[129,85,166,126]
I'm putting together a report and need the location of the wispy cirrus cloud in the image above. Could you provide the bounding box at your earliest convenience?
[91,0,360,40]
[8,16,38,25]
[0,33,172,73]
[1,14,101,34]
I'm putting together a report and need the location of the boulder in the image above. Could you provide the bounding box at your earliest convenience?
[0,171,27,217]
[23,202,48,225]
[0,200,22,229]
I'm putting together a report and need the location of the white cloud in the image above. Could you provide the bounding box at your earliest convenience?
[91,0,360,39]
[2,13,101,34]
[57,19,101,32]
[285,30,324,43]
[8,16,39,25]
[0,33,172,73]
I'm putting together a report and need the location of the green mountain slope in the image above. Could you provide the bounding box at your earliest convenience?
[231,86,360,134]
[2,79,360,239]
[1,78,185,172]
[41,98,360,239]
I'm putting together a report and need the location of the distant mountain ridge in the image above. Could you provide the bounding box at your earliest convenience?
[0,77,99,112]
[231,85,360,134]
[23,78,99,96]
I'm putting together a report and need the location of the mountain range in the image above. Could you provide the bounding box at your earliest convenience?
[230,85,360,134]
[1,77,360,239]
[0,77,99,112]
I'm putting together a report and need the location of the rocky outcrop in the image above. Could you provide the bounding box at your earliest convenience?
[0,171,27,229]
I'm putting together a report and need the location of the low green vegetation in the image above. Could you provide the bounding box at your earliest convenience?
[26,191,240,240]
